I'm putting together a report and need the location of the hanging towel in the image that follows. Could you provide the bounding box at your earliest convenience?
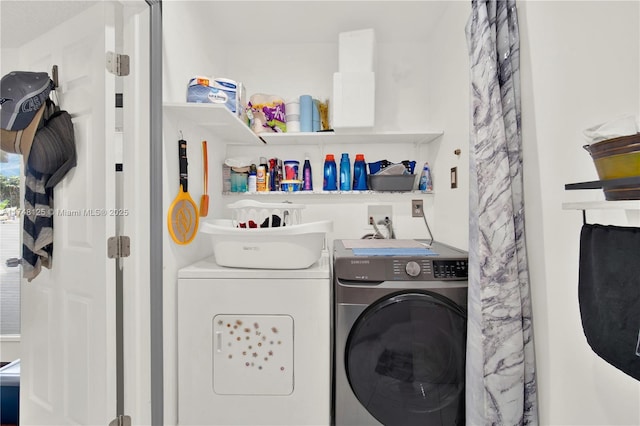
[579,224,640,381]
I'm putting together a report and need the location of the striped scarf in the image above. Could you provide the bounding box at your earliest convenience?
[22,167,53,281]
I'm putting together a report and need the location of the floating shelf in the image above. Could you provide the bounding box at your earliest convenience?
[258,131,443,146]
[562,200,640,210]
[163,103,260,144]
[563,176,640,211]
[223,190,435,196]
[564,176,640,191]
[163,103,443,146]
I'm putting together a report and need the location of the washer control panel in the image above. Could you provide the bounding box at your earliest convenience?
[389,258,468,280]
[432,259,468,279]
[334,240,469,282]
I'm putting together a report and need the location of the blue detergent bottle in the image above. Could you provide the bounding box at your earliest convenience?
[352,154,368,190]
[339,153,351,191]
[323,154,337,190]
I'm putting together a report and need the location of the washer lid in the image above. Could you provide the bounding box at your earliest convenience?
[178,250,330,279]
[345,291,466,426]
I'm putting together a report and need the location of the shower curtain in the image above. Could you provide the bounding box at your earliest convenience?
[465,1,538,424]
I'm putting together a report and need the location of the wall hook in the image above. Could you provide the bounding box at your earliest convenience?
[51,65,59,88]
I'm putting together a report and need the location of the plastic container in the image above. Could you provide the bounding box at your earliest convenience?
[353,154,368,190]
[323,154,337,190]
[302,157,313,190]
[227,200,305,228]
[340,153,351,191]
[368,174,416,192]
[230,169,248,192]
[284,160,300,180]
[201,219,332,269]
[281,180,302,192]
[418,162,433,192]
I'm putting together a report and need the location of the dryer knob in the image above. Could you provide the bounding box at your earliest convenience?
[405,261,421,277]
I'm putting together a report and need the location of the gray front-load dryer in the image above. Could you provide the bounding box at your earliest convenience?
[333,240,468,426]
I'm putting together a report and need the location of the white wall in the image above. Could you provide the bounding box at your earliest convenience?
[425,2,471,250]
[520,1,640,425]
[162,1,640,425]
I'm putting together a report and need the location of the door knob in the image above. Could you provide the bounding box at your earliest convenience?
[5,258,21,267]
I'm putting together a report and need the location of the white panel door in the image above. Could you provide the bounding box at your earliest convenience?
[17,3,117,425]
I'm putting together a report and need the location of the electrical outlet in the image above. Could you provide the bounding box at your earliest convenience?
[412,199,423,217]
[368,205,392,226]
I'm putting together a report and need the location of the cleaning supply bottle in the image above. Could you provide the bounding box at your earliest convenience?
[302,157,313,191]
[248,164,257,192]
[352,154,368,190]
[323,154,337,190]
[339,153,351,191]
[418,162,433,192]
[258,157,269,192]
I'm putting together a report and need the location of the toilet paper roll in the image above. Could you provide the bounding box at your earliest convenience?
[287,121,301,133]
[286,114,300,122]
[299,95,313,132]
[286,100,300,115]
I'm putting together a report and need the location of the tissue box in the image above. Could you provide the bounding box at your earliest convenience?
[339,29,376,72]
[332,72,375,130]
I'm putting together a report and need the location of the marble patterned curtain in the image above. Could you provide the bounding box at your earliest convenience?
[465,1,538,424]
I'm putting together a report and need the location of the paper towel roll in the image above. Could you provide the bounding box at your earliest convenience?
[299,95,313,132]
[312,99,320,132]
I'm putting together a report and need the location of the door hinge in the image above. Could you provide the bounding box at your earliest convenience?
[106,52,130,76]
[108,236,131,259]
[109,415,132,426]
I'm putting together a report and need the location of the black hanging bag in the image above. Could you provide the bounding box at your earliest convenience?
[579,224,640,381]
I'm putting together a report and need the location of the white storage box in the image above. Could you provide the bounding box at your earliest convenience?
[332,71,375,130]
[200,219,333,269]
[339,28,376,72]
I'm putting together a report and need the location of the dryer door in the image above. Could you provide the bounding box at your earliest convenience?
[345,290,467,426]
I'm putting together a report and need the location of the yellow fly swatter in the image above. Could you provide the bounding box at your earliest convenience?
[168,138,199,244]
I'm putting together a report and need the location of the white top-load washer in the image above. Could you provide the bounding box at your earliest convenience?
[177,251,331,426]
